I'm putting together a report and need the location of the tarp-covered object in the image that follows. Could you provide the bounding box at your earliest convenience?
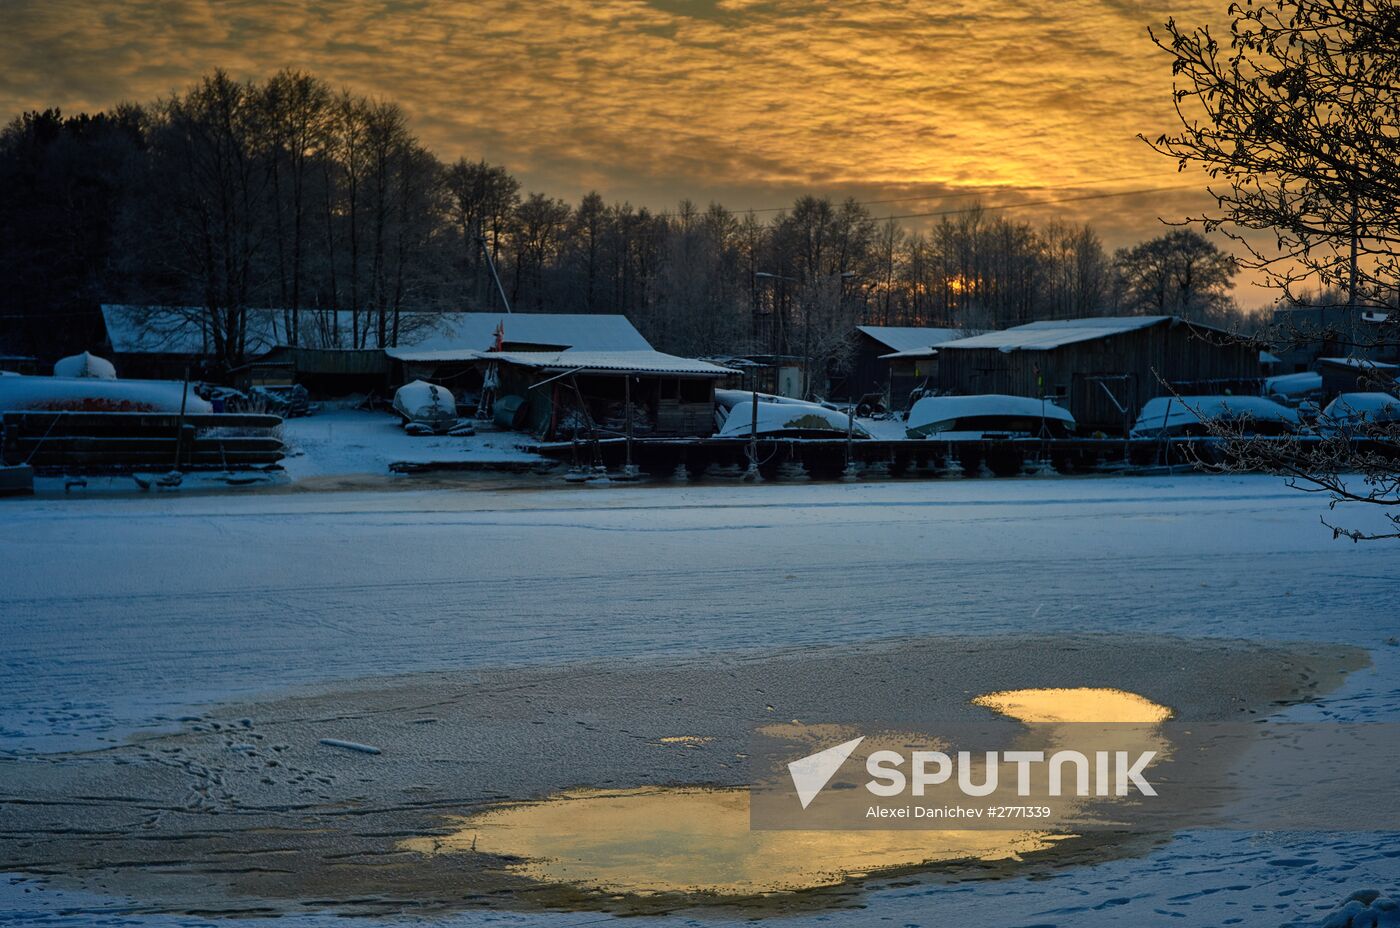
[1320,392,1400,434]
[0,376,211,413]
[53,352,117,379]
[1131,395,1299,438]
[1262,371,1323,401]
[717,401,868,438]
[906,394,1075,439]
[714,389,816,410]
[392,380,458,433]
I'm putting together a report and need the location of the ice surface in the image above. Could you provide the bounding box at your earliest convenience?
[1,474,1397,926]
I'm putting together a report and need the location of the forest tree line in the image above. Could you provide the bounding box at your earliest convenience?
[0,68,1246,373]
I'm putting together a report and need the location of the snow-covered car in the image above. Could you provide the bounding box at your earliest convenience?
[1317,392,1400,437]
[1130,395,1300,438]
[905,394,1075,440]
[716,397,869,438]
[392,380,459,434]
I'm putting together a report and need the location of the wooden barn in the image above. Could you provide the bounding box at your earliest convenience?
[935,316,1260,435]
[833,326,961,405]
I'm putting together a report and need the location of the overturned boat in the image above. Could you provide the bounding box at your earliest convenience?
[392,380,459,434]
[905,394,1075,439]
[1317,392,1400,437]
[0,375,210,414]
[53,352,118,379]
[716,396,869,438]
[1131,395,1300,438]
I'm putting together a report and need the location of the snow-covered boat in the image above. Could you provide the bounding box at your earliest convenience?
[0,375,210,414]
[53,352,117,379]
[714,389,815,410]
[1317,392,1400,436]
[1262,371,1322,406]
[716,397,869,438]
[1130,395,1300,438]
[392,380,459,434]
[905,394,1075,439]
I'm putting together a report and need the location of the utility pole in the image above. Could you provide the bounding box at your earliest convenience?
[478,227,512,314]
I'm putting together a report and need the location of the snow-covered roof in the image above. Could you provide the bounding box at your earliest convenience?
[856,326,962,354]
[880,347,949,360]
[102,306,653,357]
[1316,356,1399,370]
[388,313,651,358]
[937,316,1178,352]
[473,350,737,378]
[906,394,1075,434]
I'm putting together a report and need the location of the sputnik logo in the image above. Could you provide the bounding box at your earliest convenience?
[787,736,865,809]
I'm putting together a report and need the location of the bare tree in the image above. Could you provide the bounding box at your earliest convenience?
[1147,0,1400,311]
[262,70,332,347]
[1148,0,1400,539]
[1113,230,1238,324]
[144,70,273,369]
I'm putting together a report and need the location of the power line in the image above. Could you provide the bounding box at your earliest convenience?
[880,183,1207,221]
[741,172,1194,214]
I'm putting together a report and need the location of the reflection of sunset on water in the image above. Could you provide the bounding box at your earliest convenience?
[402,688,1172,897]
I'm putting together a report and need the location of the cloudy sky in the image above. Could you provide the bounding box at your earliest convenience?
[2,0,1253,294]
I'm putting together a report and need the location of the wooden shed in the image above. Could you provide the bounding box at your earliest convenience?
[484,350,738,441]
[935,316,1259,435]
[833,326,961,405]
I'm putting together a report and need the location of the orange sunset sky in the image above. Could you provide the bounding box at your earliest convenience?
[2,0,1261,300]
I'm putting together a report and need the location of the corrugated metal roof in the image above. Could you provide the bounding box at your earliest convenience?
[937,316,1173,352]
[879,347,945,360]
[485,350,738,377]
[856,325,963,353]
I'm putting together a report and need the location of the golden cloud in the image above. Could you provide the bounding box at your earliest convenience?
[3,0,1247,284]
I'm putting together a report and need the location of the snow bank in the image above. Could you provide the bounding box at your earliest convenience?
[906,394,1074,438]
[0,375,210,414]
[1131,395,1299,438]
[53,352,117,379]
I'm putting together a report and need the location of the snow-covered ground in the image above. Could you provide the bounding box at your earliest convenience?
[279,406,542,479]
[2,474,1397,926]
